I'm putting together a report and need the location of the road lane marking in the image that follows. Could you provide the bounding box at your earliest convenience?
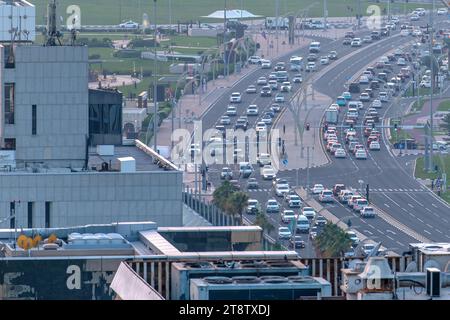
[365,230,373,235]
[406,193,424,207]
[432,203,438,208]
[408,203,414,208]
[396,241,404,247]
[382,193,401,207]
[386,229,396,235]
[436,229,443,234]
[386,235,394,241]
[423,230,431,235]
[384,203,390,208]
[426,224,434,229]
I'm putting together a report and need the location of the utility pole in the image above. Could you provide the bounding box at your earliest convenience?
[275,0,279,54]
[306,146,310,195]
[153,0,158,152]
[169,0,172,29]
[323,0,327,29]
[428,0,435,172]
[224,0,228,77]
[357,0,361,29]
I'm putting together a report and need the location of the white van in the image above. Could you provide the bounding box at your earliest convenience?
[296,215,310,233]
[309,41,321,53]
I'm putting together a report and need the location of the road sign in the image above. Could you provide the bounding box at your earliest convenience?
[282,158,288,166]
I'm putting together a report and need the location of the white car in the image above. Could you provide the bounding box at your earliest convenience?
[320,56,329,65]
[397,58,406,66]
[248,56,262,64]
[266,199,280,213]
[371,99,382,108]
[359,76,369,84]
[275,93,285,103]
[369,141,381,151]
[246,85,257,94]
[268,80,278,91]
[278,227,292,240]
[281,210,296,223]
[319,189,334,203]
[359,93,370,102]
[363,243,376,256]
[261,165,276,180]
[412,29,422,37]
[302,207,316,220]
[334,148,346,158]
[220,115,231,125]
[312,184,324,194]
[293,74,303,83]
[226,105,237,116]
[420,80,431,88]
[246,104,259,116]
[229,92,242,103]
[351,38,362,47]
[256,122,267,132]
[355,149,367,159]
[410,14,419,21]
[379,92,389,102]
[280,82,292,92]
[306,61,316,72]
[261,59,272,69]
[257,77,268,85]
[119,20,139,28]
[346,231,359,245]
[400,29,410,37]
[276,185,290,197]
[288,195,302,208]
[437,8,448,15]
[360,206,376,218]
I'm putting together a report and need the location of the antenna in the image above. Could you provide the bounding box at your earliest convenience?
[45,0,62,46]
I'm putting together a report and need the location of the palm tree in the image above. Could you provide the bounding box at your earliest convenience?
[212,180,237,212]
[253,210,274,234]
[315,223,352,257]
[227,191,249,224]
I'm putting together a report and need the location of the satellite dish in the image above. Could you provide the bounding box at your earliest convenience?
[405,261,418,273]
[423,259,440,270]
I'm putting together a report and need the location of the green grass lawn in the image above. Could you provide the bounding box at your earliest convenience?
[32,0,432,25]
[438,100,450,112]
[117,77,152,98]
[408,98,426,114]
[415,155,450,204]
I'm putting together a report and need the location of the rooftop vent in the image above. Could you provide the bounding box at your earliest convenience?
[260,276,288,284]
[232,276,261,284]
[203,277,233,284]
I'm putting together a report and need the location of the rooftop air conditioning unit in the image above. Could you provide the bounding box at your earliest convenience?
[203,277,233,284]
[232,276,261,284]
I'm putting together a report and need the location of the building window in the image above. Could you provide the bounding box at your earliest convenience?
[4,45,15,69]
[2,138,16,150]
[4,83,15,124]
[45,202,51,228]
[32,105,37,135]
[10,202,15,229]
[27,202,34,228]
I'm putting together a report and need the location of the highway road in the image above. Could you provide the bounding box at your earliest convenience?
[196,13,449,256]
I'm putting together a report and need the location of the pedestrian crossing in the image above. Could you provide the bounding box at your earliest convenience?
[247,187,428,193]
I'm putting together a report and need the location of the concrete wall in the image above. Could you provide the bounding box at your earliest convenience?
[2,45,89,168]
[0,170,183,228]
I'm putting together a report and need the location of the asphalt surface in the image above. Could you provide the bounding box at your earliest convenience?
[196,13,450,256]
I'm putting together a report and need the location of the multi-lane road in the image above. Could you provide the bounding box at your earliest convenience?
[195,14,449,256]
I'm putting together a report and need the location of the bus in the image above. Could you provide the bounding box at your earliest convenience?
[289,56,304,71]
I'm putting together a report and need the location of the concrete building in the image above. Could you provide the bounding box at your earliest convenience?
[0,43,183,229]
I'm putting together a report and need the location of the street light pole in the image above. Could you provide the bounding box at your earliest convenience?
[153,0,158,152]
[428,1,435,172]
[275,0,279,54]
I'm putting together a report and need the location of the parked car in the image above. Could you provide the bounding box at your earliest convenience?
[119,20,139,28]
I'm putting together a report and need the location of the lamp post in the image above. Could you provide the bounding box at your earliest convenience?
[153,0,158,152]
[427,1,435,173]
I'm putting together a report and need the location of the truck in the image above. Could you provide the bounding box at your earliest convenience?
[265,17,289,30]
[325,108,338,124]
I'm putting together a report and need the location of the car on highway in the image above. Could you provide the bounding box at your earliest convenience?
[247,178,259,189]
[363,36,372,43]
[261,59,272,69]
[362,243,376,256]
[257,153,271,166]
[270,103,282,113]
[320,56,329,65]
[278,227,292,240]
[280,81,292,92]
[289,236,306,248]
[246,199,261,214]
[268,79,278,91]
[351,38,362,47]
[306,61,316,72]
[348,195,362,209]
[412,29,422,37]
[256,121,267,132]
[309,226,319,240]
[260,86,272,97]
[410,14,419,21]
[275,184,290,197]
[359,75,369,84]
[293,74,303,83]
[246,85,257,94]
[371,99,382,109]
[336,96,346,107]
[248,56,262,64]
[348,100,363,110]
[379,91,389,102]
[328,51,338,60]
[348,82,360,93]
[239,162,253,178]
[266,199,280,213]
[312,184,324,194]
[346,231,359,247]
[261,165,276,180]
[274,62,286,71]
[288,195,302,208]
[229,92,242,103]
[330,142,342,155]
[369,141,381,151]
[355,149,368,160]
[243,103,259,116]
[281,210,296,223]
[220,115,231,125]
[296,215,310,233]
[334,148,346,158]
[302,207,316,220]
[353,198,369,212]
[319,189,334,203]
[332,184,346,197]
[220,167,233,180]
[315,215,327,227]
[359,92,370,102]
[235,117,248,130]
[275,93,285,102]
[268,73,277,81]
[342,92,352,100]
[339,190,354,204]
[307,53,317,61]
[119,20,139,28]
[400,29,410,37]
[342,37,352,45]
[371,31,380,40]
[226,105,237,116]
[397,58,406,66]
[257,77,268,85]
[360,206,376,218]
